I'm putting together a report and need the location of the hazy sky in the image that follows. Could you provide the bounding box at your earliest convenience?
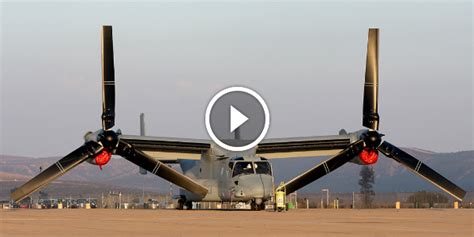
[1,1,472,157]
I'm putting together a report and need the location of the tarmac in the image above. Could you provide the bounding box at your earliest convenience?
[0,209,472,237]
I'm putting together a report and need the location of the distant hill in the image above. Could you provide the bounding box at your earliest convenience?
[1,148,472,200]
[0,155,171,200]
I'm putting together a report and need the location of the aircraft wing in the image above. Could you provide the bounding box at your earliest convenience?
[119,135,211,163]
[256,134,355,159]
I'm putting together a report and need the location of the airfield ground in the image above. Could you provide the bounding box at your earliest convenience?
[0,209,472,237]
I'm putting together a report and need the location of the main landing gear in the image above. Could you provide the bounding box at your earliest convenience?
[176,198,193,210]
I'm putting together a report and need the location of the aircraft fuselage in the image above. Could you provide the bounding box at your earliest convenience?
[178,144,274,204]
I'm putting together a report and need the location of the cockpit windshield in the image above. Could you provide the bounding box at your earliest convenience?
[232,162,255,177]
[232,161,272,177]
[254,161,272,175]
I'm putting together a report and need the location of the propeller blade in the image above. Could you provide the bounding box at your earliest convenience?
[378,141,466,201]
[284,140,365,194]
[11,141,103,202]
[101,25,116,130]
[115,140,208,197]
[362,28,380,130]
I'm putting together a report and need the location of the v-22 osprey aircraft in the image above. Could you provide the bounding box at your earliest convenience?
[11,26,466,210]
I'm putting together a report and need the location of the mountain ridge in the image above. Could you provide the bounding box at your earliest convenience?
[1,148,472,199]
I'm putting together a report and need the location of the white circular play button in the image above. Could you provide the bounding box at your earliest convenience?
[230,106,249,133]
[205,87,270,151]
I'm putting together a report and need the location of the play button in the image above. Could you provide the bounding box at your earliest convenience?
[205,87,270,151]
[230,106,248,133]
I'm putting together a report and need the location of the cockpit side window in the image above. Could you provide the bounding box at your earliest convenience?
[232,162,255,177]
[254,161,272,175]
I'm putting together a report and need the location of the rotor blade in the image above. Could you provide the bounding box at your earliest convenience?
[11,142,103,202]
[284,140,365,194]
[362,28,380,130]
[115,140,208,197]
[101,25,115,130]
[378,141,466,201]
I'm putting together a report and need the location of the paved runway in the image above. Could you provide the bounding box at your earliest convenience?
[1,209,472,236]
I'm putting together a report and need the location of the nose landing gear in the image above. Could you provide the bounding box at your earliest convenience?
[250,199,265,211]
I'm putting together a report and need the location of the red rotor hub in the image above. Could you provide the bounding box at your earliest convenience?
[95,150,112,170]
[359,148,378,165]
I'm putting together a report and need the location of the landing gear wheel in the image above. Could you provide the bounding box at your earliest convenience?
[250,201,265,211]
[176,199,185,210]
[185,201,193,210]
[250,202,257,211]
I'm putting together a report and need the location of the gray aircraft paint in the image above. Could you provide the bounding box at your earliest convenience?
[123,130,359,203]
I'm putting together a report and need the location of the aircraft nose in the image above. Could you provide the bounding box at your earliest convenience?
[234,174,273,199]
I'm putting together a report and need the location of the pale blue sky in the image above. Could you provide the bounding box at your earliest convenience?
[1,1,472,157]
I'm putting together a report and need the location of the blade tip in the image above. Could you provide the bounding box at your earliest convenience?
[457,190,467,201]
[10,193,22,203]
[102,25,113,35]
[368,28,380,37]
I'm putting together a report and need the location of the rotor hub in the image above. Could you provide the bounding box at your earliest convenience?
[94,149,112,169]
[362,130,382,150]
[359,148,378,165]
[98,130,119,151]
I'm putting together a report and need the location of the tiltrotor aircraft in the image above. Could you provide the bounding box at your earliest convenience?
[11,26,466,210]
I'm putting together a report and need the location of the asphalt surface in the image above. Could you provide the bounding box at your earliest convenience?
[1,209,473,237]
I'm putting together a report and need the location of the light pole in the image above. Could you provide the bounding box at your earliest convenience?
[322,189,329,208]
[352,192,355,209]
[295,191,298,209]
[139,113,147,207]
[142,173,146,207]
